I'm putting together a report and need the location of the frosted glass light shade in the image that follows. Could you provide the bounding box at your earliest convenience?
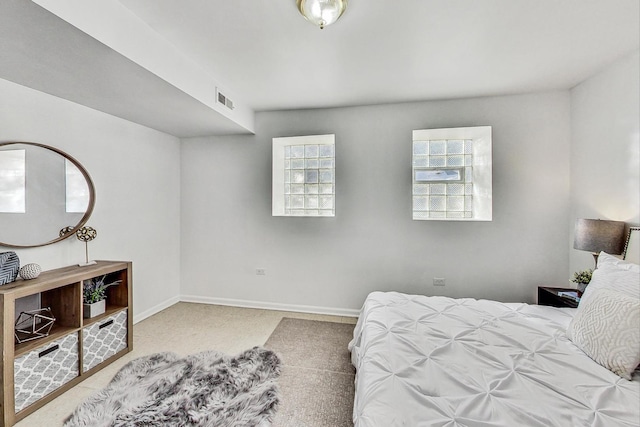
[296,0,347,29]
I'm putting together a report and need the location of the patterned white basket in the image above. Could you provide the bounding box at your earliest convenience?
[82,309,127,372]
[14,333,79,412]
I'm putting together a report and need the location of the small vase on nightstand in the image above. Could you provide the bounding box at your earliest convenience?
[571,269,592,295]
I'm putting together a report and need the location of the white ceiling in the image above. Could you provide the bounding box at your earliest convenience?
[0,0,251,137]
[117,0,640,111]
[1,1,638,137]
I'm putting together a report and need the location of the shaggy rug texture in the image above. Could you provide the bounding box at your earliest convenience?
[64,347,281,427]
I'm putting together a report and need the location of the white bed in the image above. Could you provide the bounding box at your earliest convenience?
[349,252,640,427]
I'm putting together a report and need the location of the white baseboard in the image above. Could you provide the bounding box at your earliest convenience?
[133,295,181,324]
[179,295,360,318]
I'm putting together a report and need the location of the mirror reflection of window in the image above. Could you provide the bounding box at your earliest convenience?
[0,149,26,213]
[65,159,89,213]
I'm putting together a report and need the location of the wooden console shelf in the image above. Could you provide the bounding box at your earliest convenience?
[0,261,132,426]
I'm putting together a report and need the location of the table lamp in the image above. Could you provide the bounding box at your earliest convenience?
[573,218,625,267]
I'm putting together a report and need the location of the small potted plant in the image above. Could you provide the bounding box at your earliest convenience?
[571,269,593,293]
[83,275,121,318]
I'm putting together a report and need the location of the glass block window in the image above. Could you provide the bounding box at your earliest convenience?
[412,127,492,221]
[273,135,335,217]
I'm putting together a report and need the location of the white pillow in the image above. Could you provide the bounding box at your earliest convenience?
[579,252,640,307]
[567,288,640,380]
[597,251,640,272]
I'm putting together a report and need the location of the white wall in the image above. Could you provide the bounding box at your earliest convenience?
[3,48,635,319]
[0,78,182,321]
[181,91,571,313]
[569,50,640,274]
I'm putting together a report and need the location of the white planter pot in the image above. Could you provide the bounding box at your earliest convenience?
[83,299,106,319]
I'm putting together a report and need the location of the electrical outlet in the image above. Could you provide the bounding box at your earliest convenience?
[256,269,266,276]
[433,277,446,286]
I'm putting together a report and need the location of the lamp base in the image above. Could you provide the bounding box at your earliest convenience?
[78,260,97,267]
[591,252,599,269]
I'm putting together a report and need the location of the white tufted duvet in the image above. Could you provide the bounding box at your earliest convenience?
[349,292,640,427]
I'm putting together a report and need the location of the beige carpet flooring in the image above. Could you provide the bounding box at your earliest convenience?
[265,318,356,427]
[15,303,357,427]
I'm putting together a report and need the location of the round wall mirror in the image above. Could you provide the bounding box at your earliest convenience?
[0,142,95,248]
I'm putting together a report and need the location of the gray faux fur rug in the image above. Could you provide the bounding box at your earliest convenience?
[64,347,281,427]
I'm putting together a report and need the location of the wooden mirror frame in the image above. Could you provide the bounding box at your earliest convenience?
[0,141,95,248]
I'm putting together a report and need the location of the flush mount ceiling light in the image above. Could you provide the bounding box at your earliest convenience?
[296,0,348,29]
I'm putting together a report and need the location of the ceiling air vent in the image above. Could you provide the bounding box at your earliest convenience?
[216,88,235,110]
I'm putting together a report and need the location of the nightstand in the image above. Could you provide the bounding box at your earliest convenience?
[537,287,581,308]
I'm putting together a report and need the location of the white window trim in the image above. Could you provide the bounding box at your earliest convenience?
[272,134,335,217]
[412,126,492,221]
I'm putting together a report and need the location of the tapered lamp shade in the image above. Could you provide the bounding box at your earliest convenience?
[573,219,626,255]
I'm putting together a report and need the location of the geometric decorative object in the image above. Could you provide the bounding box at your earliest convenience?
[0,251,20,285]
[412,126,492,221]
[59,226,75,237]
[573,218,626,267]
[14,307,56,344]
[296,0,347,29]
[76,226,98,266]
[19,263,42,280]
